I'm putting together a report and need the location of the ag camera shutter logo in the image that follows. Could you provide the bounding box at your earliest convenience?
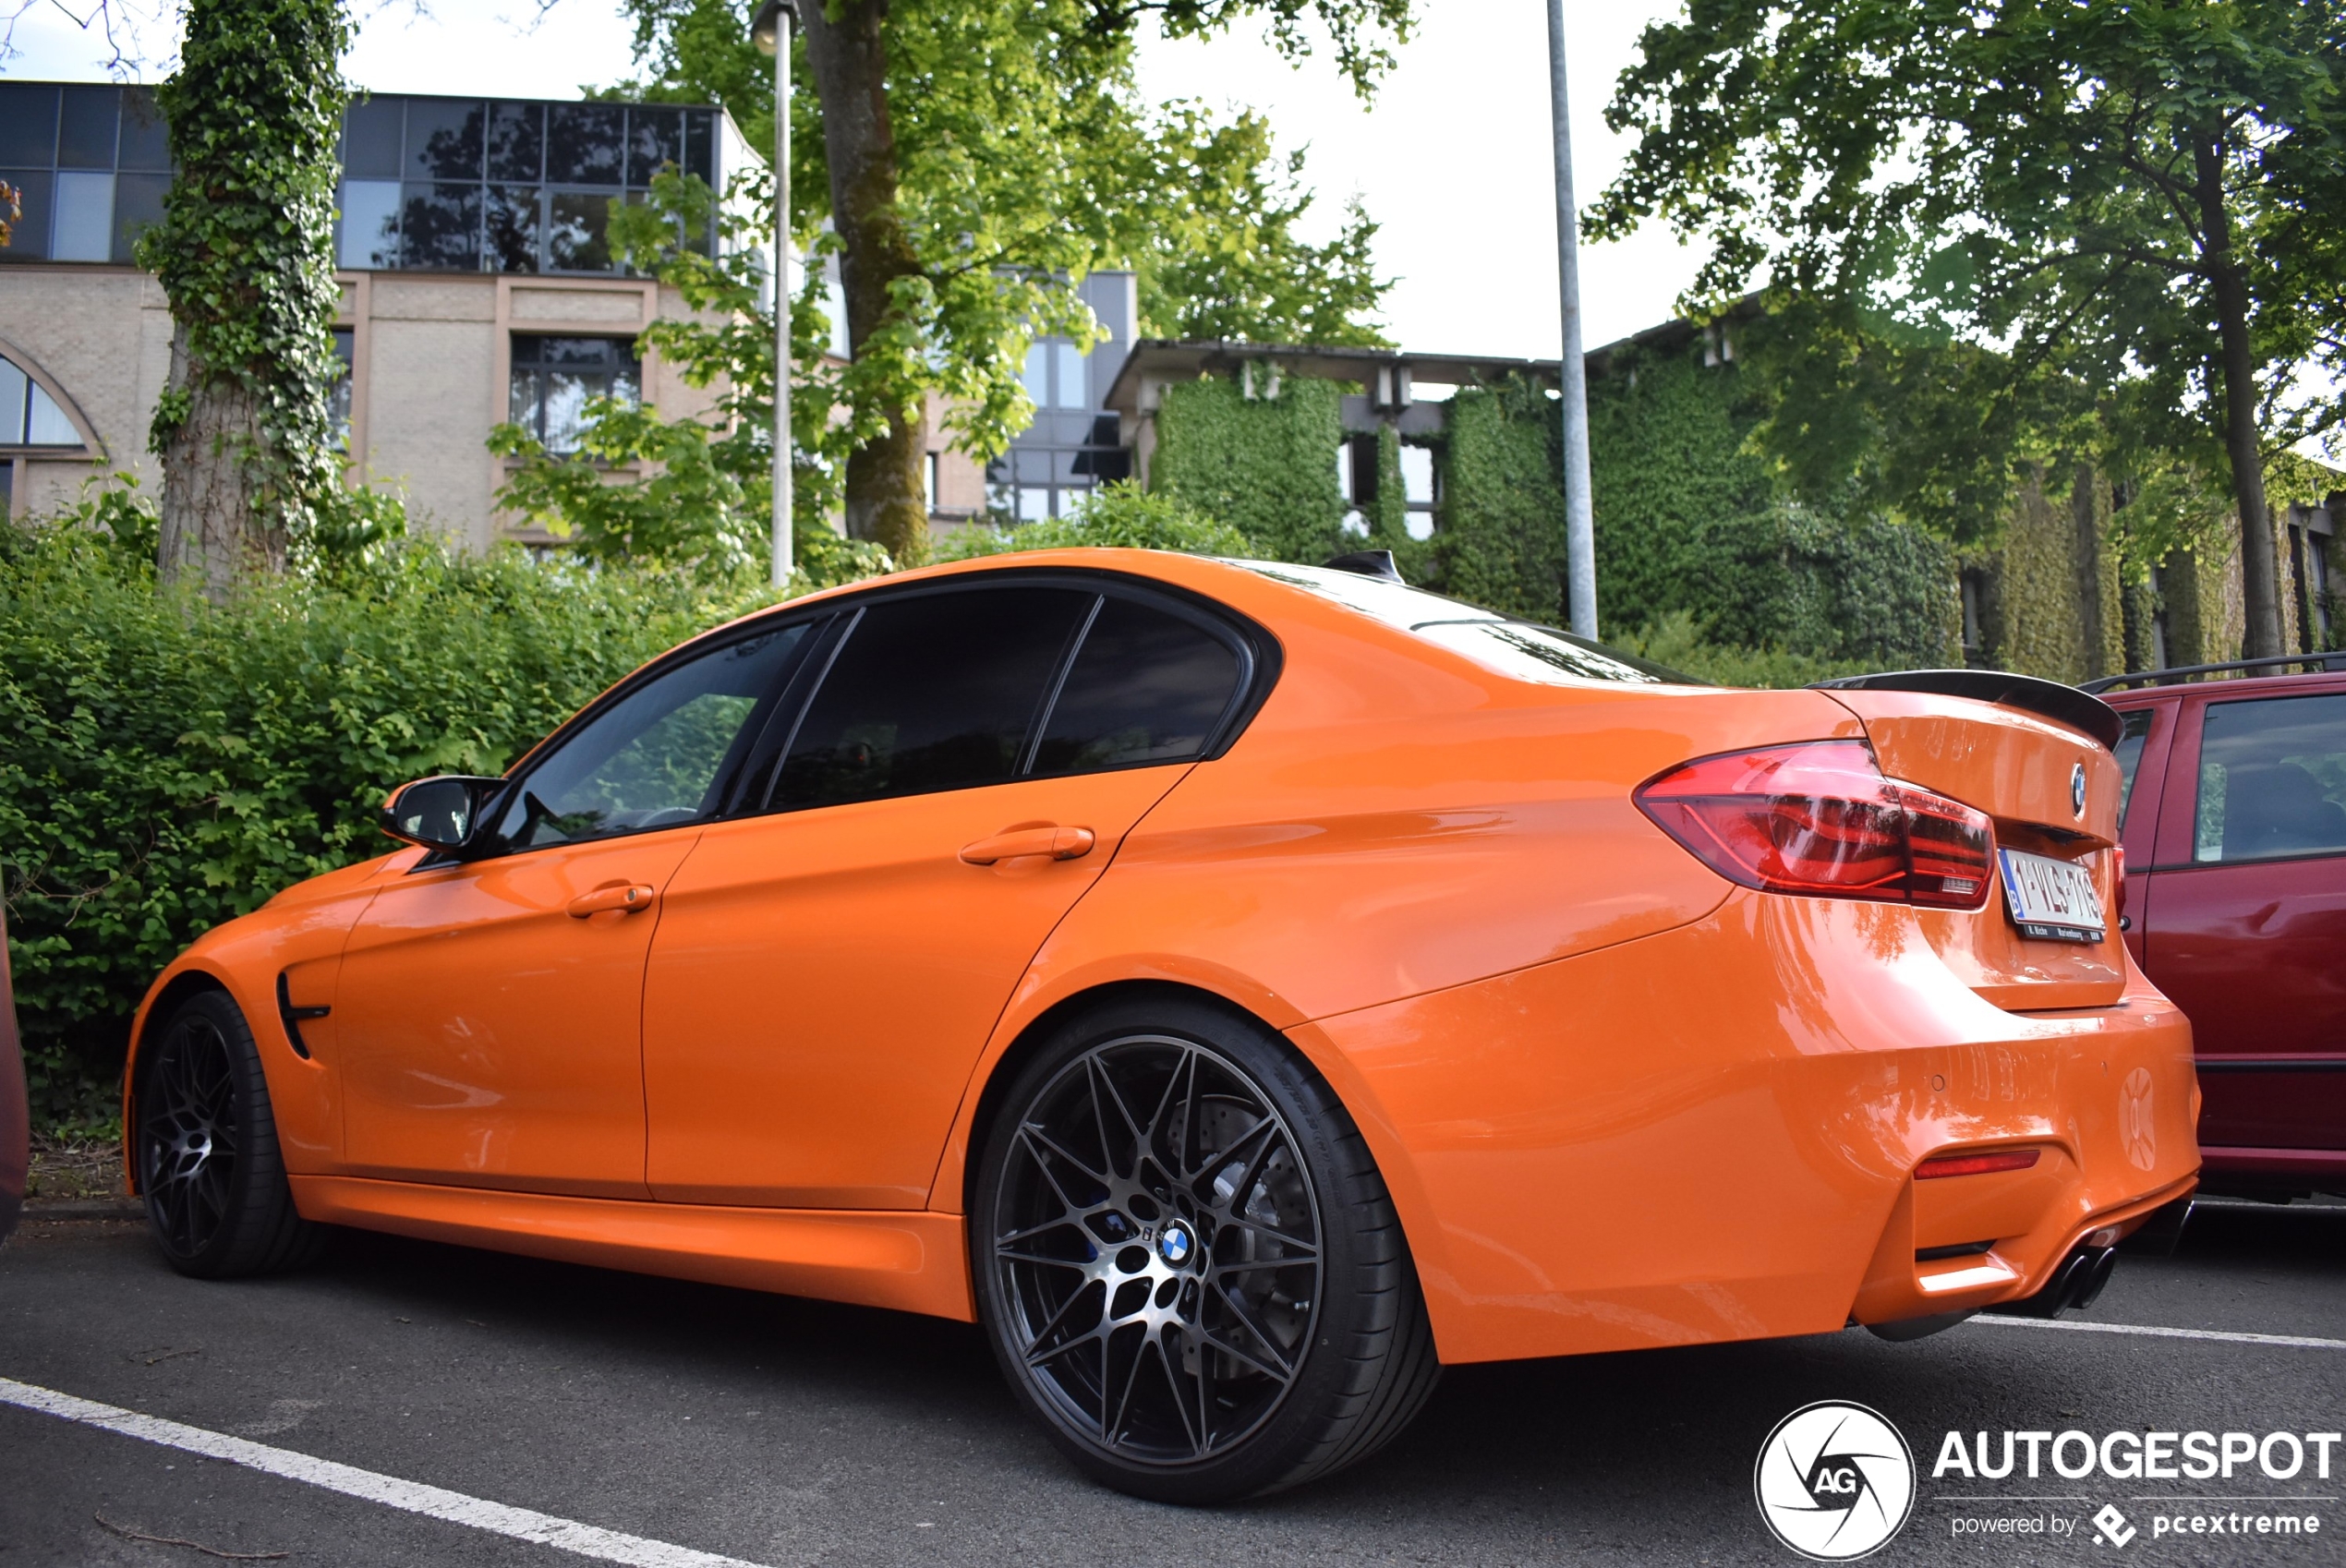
[1755,1401,1917,1560]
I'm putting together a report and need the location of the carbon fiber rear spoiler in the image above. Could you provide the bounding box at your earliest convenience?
[1809,669,2125,750]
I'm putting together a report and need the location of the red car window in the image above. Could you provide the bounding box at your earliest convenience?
[2190,692,2346,862]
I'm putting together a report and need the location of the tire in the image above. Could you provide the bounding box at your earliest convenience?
[972,993,1440,1502]
[136,989,325,1279]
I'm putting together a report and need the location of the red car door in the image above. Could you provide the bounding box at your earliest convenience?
[2143,681,2346,1152]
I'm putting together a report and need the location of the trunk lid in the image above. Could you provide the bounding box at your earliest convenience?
[1823,688,2128,1010]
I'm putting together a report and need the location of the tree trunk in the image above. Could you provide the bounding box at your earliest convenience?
[2070,463,2108,680]
[799,0,929,566]
[155,324,288,598]
[2195,131,2283,661]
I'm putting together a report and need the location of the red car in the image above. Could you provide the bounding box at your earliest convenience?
[2088,657,2346,1200]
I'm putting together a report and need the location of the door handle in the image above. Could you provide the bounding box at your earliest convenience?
[567,883,657,918]
[959,824,1096,865]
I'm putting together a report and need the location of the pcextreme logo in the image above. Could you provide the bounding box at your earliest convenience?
[1755,1401,1917,1560]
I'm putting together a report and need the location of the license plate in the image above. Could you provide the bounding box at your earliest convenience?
[1998,848,2106,943]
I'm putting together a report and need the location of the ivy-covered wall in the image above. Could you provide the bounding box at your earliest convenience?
[1965,467,2123,683]
[1434,379,1571,623]
[1149,375,1348,564]
[1575,350,1959,664]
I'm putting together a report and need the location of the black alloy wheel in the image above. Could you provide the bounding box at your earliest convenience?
[974,994,1439,1502]
[137,990,322,1278]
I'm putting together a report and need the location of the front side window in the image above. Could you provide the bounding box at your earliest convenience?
[776,588,1094,810]
[510,334,640,452]
[495,625,808,850]
[2192,692,2346,862]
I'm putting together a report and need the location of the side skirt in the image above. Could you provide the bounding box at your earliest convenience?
[288,1176,974,1322]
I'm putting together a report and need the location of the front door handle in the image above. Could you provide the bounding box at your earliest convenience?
[959,824,1096,865]
[567,883,656,918]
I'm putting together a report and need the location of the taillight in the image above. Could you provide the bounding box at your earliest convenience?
[2113,846,2126,923]
[1634,740,1993,910]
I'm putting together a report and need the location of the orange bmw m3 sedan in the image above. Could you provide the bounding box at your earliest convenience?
[124,549,2198,1501]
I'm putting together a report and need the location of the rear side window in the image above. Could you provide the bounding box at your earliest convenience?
[1031,597,1241,775]
[2112,707,2155,829]
[2192,692,2346,862]
[775,587,1092,809]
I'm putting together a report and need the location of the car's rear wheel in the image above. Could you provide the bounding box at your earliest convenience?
[973,994,1439,1502]
[137,990,324,1278]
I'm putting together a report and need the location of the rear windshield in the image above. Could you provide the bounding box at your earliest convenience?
[1230,561,1692,686]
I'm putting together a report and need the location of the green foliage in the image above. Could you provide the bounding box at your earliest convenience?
[489,172,888,591]
[0,520,789,1127]
[607,0,1403,549]
[1131,108,1391,346]
[1149,374,1348,563]
[1591,0,2346,651]
[1434,378,1572,624]
[937,482,1250,560]
[140,0,350,559]
[1585,349,1959,665]
[1611,611,1882,689]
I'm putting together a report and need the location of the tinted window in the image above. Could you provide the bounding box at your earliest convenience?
[1032,597,1241,774]
[496,626,807,850]
[2193,692,2346,862]
[775,589,1092,809]
[2112,707,2154,829]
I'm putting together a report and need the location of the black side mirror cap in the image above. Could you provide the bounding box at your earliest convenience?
[379,775,503,854]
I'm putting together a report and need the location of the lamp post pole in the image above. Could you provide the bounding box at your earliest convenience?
[1545,0,1598,639]
[753,0,798,588]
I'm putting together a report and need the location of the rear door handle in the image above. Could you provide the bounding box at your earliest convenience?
[567,883,657,918]
[959,824,1096,865]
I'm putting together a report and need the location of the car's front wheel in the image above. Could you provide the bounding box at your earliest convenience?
[973,994,1439,1502]
[137,989,324,1278]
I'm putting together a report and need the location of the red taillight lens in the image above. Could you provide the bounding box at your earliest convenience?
[1915,1149,2041,1179]
[1634,740,1993,910]
[2113,846,2126,923]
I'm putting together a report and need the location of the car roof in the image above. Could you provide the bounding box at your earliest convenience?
[2100,669,2346,706]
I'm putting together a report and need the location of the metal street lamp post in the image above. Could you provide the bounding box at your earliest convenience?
[1545,0,1598,639]
[752,0,798,588]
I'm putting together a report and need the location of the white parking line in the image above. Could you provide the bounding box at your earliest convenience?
[0,1378,774,1568]
[1970,1317,2346,1351]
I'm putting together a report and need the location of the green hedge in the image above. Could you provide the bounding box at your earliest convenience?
[0,525,783,1126]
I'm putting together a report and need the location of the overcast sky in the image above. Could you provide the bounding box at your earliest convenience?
[5,0,1701,357]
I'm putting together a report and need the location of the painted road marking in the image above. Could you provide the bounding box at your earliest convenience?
[0,1378,774,1568]
[1970,1317,2346,1351]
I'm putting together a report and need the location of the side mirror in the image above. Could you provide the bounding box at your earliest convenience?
[379,776,502,853]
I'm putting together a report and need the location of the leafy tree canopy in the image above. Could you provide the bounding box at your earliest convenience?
[1590,0,2346,655]
[596,0,1403,563]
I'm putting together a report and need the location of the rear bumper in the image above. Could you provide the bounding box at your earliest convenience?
[1295,889,2200,1365]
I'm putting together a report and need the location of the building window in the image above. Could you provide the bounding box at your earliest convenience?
[0,81,171,266]
[329,328,355,450]
[925,450,939,515]
[0,356,81,446]
[509,334,640,453]
[332,96,720,275]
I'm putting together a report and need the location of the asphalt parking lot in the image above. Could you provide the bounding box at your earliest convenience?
[1,1199,2340,1567]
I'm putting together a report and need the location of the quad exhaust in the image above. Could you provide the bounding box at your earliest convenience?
[1986,1244,2118,1319]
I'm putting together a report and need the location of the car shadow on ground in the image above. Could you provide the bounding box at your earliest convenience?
[282,1197,2340,1534]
